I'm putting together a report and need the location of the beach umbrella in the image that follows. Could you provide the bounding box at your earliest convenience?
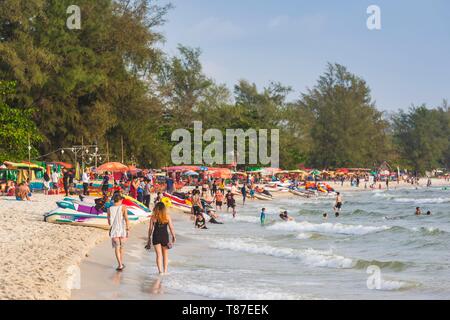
[96,162,128,173]
[310,169,320,176]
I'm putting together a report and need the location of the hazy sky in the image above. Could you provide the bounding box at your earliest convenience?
[160,0,450,111]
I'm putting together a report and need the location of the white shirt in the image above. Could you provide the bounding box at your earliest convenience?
[51,172,59,183]
[82,172,90,183]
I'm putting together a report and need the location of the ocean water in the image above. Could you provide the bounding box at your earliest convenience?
[158,187,450,300]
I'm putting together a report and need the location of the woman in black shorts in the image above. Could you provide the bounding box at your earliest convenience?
[145,202,176,274]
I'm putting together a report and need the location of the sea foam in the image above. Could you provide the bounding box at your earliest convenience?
[267,220,390,236]
[210,240,353,269]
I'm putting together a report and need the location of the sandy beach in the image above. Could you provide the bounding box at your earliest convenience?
[0,178,449,300]
[0,194,107,299]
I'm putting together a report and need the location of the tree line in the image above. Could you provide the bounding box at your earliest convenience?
[1,0,449,173]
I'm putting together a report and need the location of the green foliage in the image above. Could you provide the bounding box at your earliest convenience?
[0,81,42,162]
[293,63,390,168]
[392,103,450,173]
[0,1,447,171]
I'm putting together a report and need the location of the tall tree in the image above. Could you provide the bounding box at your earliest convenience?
[0,0,171,166]
[297,63,390,168]
[392,104,450,173]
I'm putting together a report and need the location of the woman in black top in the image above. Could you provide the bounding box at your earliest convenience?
[145,202,176,274]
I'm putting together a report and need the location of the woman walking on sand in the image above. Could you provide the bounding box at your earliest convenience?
[107,193,130,271]
[145,202,176,275]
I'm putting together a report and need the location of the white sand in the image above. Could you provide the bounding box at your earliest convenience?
[0,194,107,299]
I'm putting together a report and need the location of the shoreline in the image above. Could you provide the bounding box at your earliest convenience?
[1,178,449,300]
[70,221,208,300]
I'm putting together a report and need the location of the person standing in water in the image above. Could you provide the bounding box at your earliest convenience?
[334,192,343,217]
[107,194,130,271]
[145,202,176,275]
[260,208,266,225]
[215,190,224,211]
[226,191,237,218]
[191,189,204,216]
[241,184,247,205]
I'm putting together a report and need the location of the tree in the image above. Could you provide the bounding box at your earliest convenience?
[0,0,171,166]
[392,104,450,173]
[0,81,42,162]
[297,63,390,168]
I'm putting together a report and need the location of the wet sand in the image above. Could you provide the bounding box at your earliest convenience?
[71,218,207,300]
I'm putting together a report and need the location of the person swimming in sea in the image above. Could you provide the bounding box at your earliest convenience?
[279,210,294,221]
[415,207,422,216]
[323,213,328,220]
[195,214,208,229]
[260,208,266,225]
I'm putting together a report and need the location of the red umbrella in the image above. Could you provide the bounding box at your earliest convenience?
[96,162,128,173]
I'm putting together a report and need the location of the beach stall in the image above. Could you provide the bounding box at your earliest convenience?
[3,161,45,184]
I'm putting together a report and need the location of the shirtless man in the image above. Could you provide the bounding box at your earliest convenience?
[16,182,31,201]
[334,192,343,217]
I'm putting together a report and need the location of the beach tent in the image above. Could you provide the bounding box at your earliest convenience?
[2,161,45,184]
[127,165,142,175]
[208,168,232,179]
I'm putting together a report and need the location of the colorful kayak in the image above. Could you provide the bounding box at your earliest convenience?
[162,193,192,213]
[122,195,150,212]
[44,208,139,230]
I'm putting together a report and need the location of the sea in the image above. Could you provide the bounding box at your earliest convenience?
[73,186,450,300]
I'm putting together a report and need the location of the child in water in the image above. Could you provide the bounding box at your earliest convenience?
[260,208,266,225]
[195,214,208,229]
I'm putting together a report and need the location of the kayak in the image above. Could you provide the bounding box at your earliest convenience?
[44,208,139,230]
[122,195,150,212]
[163,193,192,206]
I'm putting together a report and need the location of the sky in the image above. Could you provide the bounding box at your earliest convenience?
[158,0,450,111]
